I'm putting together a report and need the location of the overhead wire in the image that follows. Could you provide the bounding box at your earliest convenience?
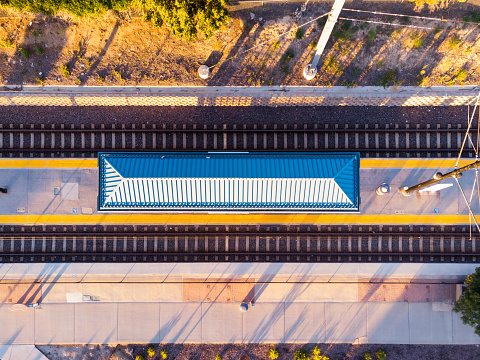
[338,16,440,31]
[206,12,330,70]
[342,8,480,26]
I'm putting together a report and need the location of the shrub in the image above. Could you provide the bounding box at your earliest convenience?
[215,356,222,360]
[31,29,42,38]
[447,35,462,49]
[294,349,310,360]
[18,47,31,59]
[161,350,168,359]
[377,69,398,88]
[410,31,425,49]
[0,38,14,48]
[281,48,295,63]
[454,267,480,335]
[295,27,305,40]
[269,348,279,360]
[147,347,155,357]
[135,356,145,360]
[364,353,372,360]
[464,12,480,23]
[376,350,386,360]
[455,68,468,82]
[317,17,327,28]
[35,45,44,55]
[60,65,70,78]
[366,27,378,43]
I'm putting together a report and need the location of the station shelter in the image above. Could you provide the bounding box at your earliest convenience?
[98,152,360,212]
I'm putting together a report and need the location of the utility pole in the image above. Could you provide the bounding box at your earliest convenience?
[303,0,346,80]
[399,159,480,196]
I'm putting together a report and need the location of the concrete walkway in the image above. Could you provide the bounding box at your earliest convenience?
[0,345,48,360]
[0,262,479,345]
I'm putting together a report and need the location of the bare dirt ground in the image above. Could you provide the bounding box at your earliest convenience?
[38,343,480,360]
[1,1,480,87]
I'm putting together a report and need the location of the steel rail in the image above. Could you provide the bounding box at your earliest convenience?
[0,148,469,153]
[0,128,469,133]
[0,231,474,237]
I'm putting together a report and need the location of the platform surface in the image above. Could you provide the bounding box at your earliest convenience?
[0,262,479,345]
[0,158,478,225]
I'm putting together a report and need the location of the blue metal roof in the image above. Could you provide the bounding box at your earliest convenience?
[98,152,360,212]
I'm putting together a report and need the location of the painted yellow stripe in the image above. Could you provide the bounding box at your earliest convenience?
[360,158,471,168]
[0,158,470,169]
[0,159,97,168]
[0,214,476,225]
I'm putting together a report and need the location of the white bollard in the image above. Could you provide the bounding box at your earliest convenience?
[198,65,210,79]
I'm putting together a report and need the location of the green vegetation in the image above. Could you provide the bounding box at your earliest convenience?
[31,29,42,38]
[0,38,14,48]
[377,68,398,88]
[135,356,145,360]
[140,0,230,40]
[147,347,155,357]
[295,27,305,40]
[281,48,295,63]
[454,267,480,335]
[364,353,372,360]
[464,12,480,23]
[359,22,369,30]
[60,64,70,78]
[375,350,386,360]
[269,347,279,360]
[160,350,168,359]
[400,16,411,25]
[18,47,31,59]
[447,35,462,49]
[410,31,425,49]
[0,0,230,40]
[332,20,354,42]
[312,346,329,360]
[35,45,44,55]
[366,27,378,44]
[294,349,310,360]
[317,17,327,28]
[215,356,222,360]
[341,79,358,88]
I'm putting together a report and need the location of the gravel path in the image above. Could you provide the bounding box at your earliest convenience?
[0,105,470,127]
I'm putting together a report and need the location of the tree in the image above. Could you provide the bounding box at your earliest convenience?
[0,0,229,40]
[139,0,230,40]
[453,267,480,335]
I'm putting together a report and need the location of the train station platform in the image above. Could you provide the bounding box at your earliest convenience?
[0,158,477,225]
[0,262,479,345]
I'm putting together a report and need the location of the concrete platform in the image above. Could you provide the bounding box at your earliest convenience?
[0,301,478,345]
[0,262,478,345]
[0,158,478,225]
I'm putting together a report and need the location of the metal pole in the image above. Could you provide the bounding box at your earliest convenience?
[303,0,346,80]
[399,159,480,196]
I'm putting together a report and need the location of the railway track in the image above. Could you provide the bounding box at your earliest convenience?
[1,225,478,263]
[0,123,474,157]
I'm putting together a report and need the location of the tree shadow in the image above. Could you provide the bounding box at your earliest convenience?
[207,20,264,85]
[4,15,69,86]
[80,20,119,85]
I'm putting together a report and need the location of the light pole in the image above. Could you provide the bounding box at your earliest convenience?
[398,159,480,196]
[303,0,346,80]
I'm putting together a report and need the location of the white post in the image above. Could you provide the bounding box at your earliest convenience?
[303,0,346,80]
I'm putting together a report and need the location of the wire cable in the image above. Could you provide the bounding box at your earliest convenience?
[343,8,480,26]
[338,16,441,30]
[207,12,330,70]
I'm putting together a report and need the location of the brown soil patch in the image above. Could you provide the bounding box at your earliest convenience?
[0,283,41,304]
[183,279,254,302]
[0,2,479,87]
[358,283,455,302]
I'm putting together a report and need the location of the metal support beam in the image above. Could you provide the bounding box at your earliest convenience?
[303,0,346,80]
[399,159,480,196]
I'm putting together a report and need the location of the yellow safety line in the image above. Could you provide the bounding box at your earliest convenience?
[0,214,477,225]
[0,158,470,169]
[0,159,97,168]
